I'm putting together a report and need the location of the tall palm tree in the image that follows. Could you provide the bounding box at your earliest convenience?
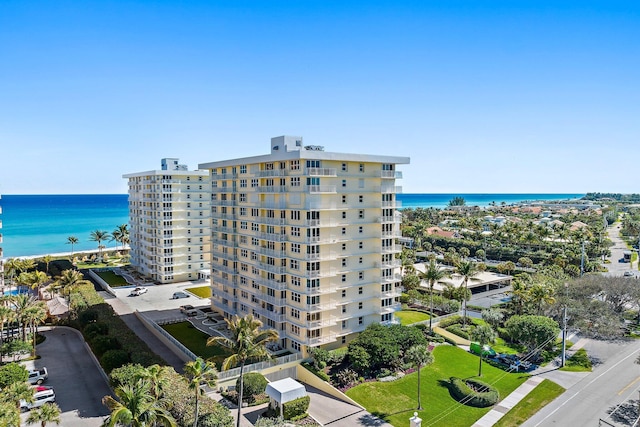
[0,400,20,427]
[0,306,15,362]
[89,230,111,261]
[26,402,61,427]
[41,255,53,275]
[102,379,176,427]
[405,344,434,410]
[112,224,129,251]
[418,260,451,330]
[25,302,47,356]
[207,314,278,427]
[470,324,497,377]
[53,269,91,303]
[1,381,34,411]
[184,358,218,427]
[19,271,49,295]
[11,293,38,341]
[455,260,481,327]
[140,364,171,400]
[66,236,79,257]
[529,283,556,315]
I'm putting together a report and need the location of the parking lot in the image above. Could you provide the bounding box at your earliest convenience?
[22,327,112,426]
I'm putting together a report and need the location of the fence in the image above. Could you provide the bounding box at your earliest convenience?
[410,311,463,327]
[217,352,303,380]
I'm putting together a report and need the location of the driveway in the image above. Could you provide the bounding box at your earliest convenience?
[606,223,638,277]
[22,327,112,426]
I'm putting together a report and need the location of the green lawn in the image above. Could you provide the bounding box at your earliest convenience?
[346,345,529,427]
[395,310,430,326]
[95,270,129,287]
[185,286,212,298]
[494,379,565,426]
[161,322,231,369]
[559,348,592,372]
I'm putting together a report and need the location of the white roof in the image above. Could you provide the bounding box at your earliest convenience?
[265,378,307,404]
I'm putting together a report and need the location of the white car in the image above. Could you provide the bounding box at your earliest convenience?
[27,367,48,385]
[129,287,148,296]
[624,271,635,277]
[20,387,55,412]
[172,291,190,299]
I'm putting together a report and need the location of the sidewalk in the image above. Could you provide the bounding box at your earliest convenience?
[472,376,544,427]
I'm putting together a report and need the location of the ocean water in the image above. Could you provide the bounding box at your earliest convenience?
[0,193,584,258]
[1,194,129,258]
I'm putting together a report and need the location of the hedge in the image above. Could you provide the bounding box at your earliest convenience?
[282,395,310,420]
[446,325,470,340]
[449,377,499,408]
[236,372,268,403]
[301,362,330,381]
[438,315,463,328]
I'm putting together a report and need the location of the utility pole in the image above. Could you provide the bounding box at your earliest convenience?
[561,282,568,367]
[580,240,586,277]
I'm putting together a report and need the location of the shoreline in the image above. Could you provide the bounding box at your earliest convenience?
[2,246,130,262]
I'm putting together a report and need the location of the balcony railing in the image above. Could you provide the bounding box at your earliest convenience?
[378,171,403,179]
[307,167,337,177]
[308,185,337,194]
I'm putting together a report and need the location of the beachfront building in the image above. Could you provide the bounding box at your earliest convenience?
[123,159,211,284]
[199,136,409,354]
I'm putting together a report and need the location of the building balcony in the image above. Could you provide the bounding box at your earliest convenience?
[308,185,337,194]
[218,200,237,206]
[260,232,288,242]
[263,278,287,291]
[376,185,403,194]
[300,284,337,295]
[381,274,402,283]
[214,264,238,276]
[214,173,237,180]
[215,288,237,302]
[250,291,287,306]
[307,168,337,177]
[381,302,402,314]
[381,245,401,254]
[381,316,401,326]
[257,170,289,177]
[257,186,288,193]
[259,263,287,275]
[381,230,402,238]
[378,288,403,298]
[212,299,236,315]
[301,269,337,279]
[378,171,403,179]
[259,247,286,257]
[381,200,402,208]
[258,217,287,226]
[254,307,286,323]
[375,260,402,268]
[378,216,399,223]
[213,276,237,288]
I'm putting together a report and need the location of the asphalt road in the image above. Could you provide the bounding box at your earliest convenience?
[23,327,112,426]
[606,223,638,278]
[523,338,640,426]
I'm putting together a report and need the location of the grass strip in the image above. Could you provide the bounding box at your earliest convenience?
[494,379,565,426]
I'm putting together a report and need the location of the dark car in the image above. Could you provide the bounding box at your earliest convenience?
[172,291,190,299]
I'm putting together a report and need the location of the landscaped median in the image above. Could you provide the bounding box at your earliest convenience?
[395,309,430,326]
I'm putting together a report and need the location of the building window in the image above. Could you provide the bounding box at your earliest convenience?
[359,163,365,172]
[359,287,363,294]
[359,302,363,310]
[342,290,346,298]
[342,179,346,188]
[290,259,299,270]
[359,195,363,203]
[251,179,259,187]
[341,163,347,172]
[341,227,346,235]
[358,241,363,249]
[359,316,364,325]
[359,271,364,280]
[342,243,346,251]
[291,227,300,237]
[341,258,347,267]
[240,179,247,188]
[342,305,347,314]
[342,195,347,204]
[240,165,247,173]
[359,210,364,219]
[240,207,247,216]
[291,308,300,319]
[291,160,300,170]
[359,257,363,264]
[342,211,347,219]
[342,274,347,282]
[291,177,301,187]
[292,277,301,287]
[342,320,347,329]
[292,292,301,303]
[291,324,300,335]
[291,243,300,253]
[359,226,363,233]
[291,210,300,220]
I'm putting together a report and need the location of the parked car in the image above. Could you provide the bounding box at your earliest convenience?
[129,287,148,296]
[624,271,635,277]
[20,387,55,412]
[27,367,48,385]
[172,291,190,299]
[180,305,198,316]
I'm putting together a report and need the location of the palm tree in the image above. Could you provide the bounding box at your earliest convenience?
[11,293,38,341]
[102,379,176,427]
[529,283,556,315]
[25,302,47,356]
[2,381,34,411]
[19,271,49,295]
[0,400,20,427]
[112,224,129,251]
[207,314,278,427]
[184,358,218,427]
[26,402,61,426]
[418,260,451,330]
[0,306,15,363]
[470,324,497,376]
[140,364,171,400]
[53,269,91,303]
[89,230,111,261]
[66,236,79,257]
[455,260,481,327]
[405,344,434,410]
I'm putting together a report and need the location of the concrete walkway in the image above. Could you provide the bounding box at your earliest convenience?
[472,376,545,427]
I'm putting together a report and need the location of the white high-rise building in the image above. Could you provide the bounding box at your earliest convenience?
[199,136,409,354]
[123,159,211,284]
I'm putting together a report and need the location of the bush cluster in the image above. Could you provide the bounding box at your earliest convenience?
[282,395,310,420]
[446,325,470,340]
[235,372,268,404]
[301,362,329,381]
[448,377,499,408]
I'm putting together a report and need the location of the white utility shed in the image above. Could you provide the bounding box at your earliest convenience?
[265,378,307,418]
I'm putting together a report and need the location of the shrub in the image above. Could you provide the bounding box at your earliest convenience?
[90,335,121,357]
[101,349,131,373]
[0,363,28,388]
[237,372,268,403]
[567,348,592,369]
[446,325,470,340]
[438,315,462,328]
[301,362,329,381]
[78,309,99,324]
[83,322,108,339]
[335,369,358,388]
[449,377,499,407]
[282,395,310,420]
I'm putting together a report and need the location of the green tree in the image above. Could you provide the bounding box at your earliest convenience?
[529,283,556,315]
[89,230,111,261]
[26,402,62,427]
[207,315,278,427]
[405,344,434,410]
[0,401,19,427]
[112,224,130,251]
[505,315,559,356]
[0,381,34,411]
[0,363,28,388]
[66,236,79,258]
[455,260,481,327]
[470,324,496,376]
[19,271,49,294]
[419,260,451,330]
[448,197,466,206]
[481,308,503,330]
[54,269,91,303]
[184,358,218,427]
[102,379,176,427]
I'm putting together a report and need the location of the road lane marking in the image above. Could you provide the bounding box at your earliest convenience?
[618,376,640,395]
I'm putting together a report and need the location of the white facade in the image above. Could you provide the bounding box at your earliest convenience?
[199,136,409,354]
[123,159,211,284]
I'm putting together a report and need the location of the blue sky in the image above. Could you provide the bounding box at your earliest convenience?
[1,0,638,194]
